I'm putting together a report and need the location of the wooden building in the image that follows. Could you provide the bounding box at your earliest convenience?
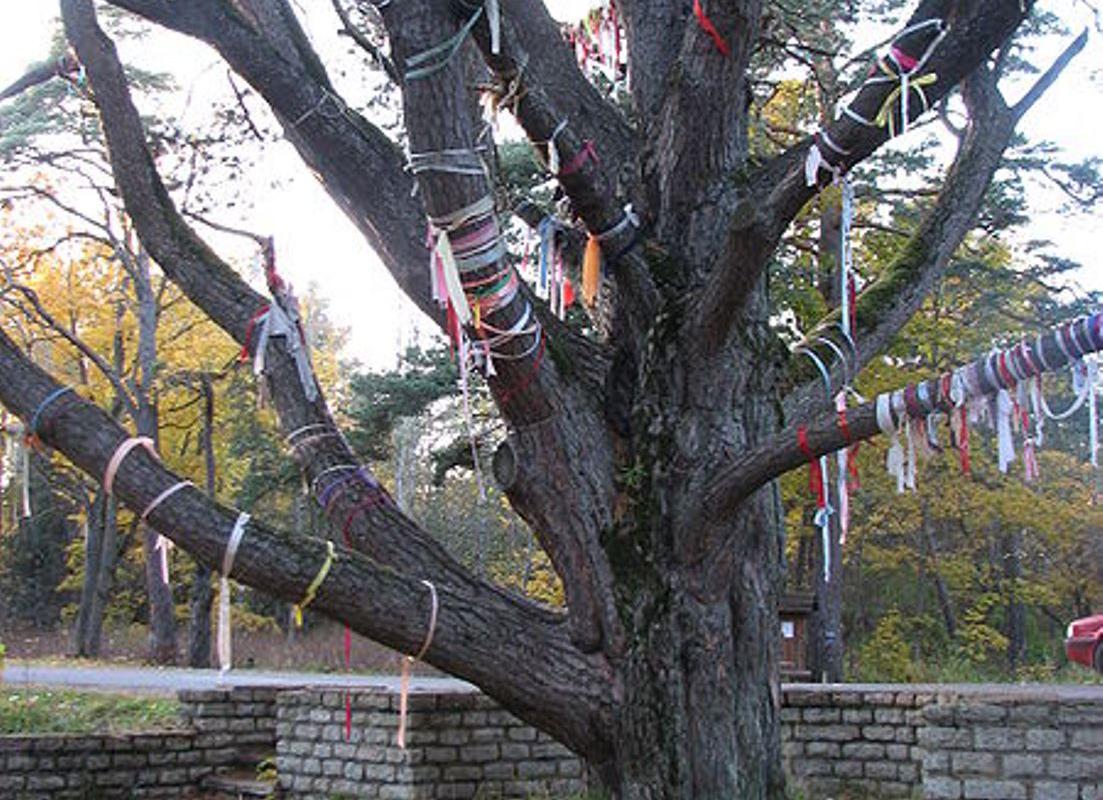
[779,592,814,681]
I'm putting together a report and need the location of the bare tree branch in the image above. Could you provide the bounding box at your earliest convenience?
[328,0,400,85]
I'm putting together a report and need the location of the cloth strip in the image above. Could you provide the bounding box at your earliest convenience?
[140,480,193,523]
[218,512,251,674]
[104,437,158,496]
[397,579,440,749]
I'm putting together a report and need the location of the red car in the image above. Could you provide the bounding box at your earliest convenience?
[1066,614,1103,672]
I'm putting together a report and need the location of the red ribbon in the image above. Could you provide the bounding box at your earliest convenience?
[559,140,599,177]
[693,0,731,56]
[797,426,825,509]
[239,304,271,363]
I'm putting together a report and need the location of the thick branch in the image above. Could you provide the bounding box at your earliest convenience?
[106,0,434,318]
[705,312,1103,519]
[787,29,1087,418]
[470,6,659,369]
[60,0,598,684]
[384,0,624,655]
[0,324,610,758]
[697,0,1035,350]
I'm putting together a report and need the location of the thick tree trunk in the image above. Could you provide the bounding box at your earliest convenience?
[90,496,119,652]
[921,501,956,639]
[1004,529,1026,672]
[608,494,786,799]
[810,525,844,682]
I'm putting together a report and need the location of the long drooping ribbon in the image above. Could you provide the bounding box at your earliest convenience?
[218,512,250,674]
[995,388,1015,474]
[21,436,30,519]
[798,426,833,582]
[877,393,908,493]
[293,540,336,628]
[582,206,639,308]
[692,0,731,56]
[252,301,318,404]
[1090,358,1099,472]
[141,480,193,584]
[397,579,439,749]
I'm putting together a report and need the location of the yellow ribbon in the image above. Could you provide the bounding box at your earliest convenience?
[293,540,335,627]
[873,66,937,138]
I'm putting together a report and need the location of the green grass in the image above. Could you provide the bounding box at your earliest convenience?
[0,689,182,734]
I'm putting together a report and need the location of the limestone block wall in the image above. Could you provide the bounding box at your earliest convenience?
[0,685,278,799]
[781,685,929,798]
[177,686,279,751]
[919,690,1103,800]
[0,729,225,799]
[276,687,586,799]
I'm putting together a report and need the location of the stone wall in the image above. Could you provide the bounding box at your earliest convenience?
[0,729,225,799]
[781,685,928,797]
[178,686,279,752]
[919,689,1103,800]
[5,681,1103,799]
[276,687,586,799]
[0,686,277,799]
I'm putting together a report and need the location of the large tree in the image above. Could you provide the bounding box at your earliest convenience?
[0,0,1096,796]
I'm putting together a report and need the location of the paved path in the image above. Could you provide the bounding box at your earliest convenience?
[1,661,474,696]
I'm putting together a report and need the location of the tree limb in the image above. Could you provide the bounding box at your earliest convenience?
[696,0,1036,351]
[0,323,611,759]
[0,52,81,103]
[786,28,1088,419]
[704,312,1103,522]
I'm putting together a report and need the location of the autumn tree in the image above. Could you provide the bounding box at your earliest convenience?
[0,0,1098,797]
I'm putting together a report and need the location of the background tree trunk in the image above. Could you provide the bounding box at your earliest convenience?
[187,376,217,668]
[134,246,176,665]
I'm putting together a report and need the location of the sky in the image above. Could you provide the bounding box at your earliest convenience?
[0,1,1101,370]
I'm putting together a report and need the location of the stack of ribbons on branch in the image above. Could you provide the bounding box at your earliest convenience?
[564,0,626,88]
[524,217,574,319]
[806,17,946,187]
[425,189,543,496]
[871,314,1103,494]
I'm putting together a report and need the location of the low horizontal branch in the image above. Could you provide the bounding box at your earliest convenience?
[704,312,1103,518]
[0,322,610,757]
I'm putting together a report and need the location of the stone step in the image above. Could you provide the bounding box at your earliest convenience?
[200,768,276,799]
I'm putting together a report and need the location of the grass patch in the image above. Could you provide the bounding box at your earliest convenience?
[0,689,182,734]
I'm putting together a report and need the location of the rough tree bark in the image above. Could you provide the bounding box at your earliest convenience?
[0,0,1086,796]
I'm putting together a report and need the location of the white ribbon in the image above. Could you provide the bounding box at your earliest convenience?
[254,302,319,402]
[996,389,1015,474]
[218,512,251,675]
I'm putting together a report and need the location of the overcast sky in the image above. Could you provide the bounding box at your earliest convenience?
[1,2,1100,369]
